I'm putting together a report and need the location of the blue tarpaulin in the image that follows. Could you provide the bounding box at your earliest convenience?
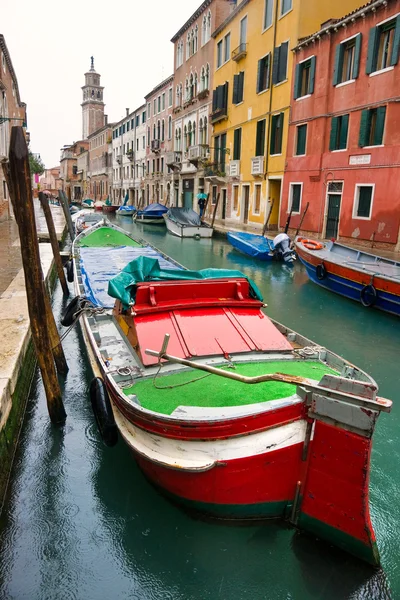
[227,232,275,261]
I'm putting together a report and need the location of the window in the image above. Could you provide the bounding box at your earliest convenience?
[162,93,165,110]
[233,185,239,211]
[359,106,386,147]
[168,116,172,139]
[240,16,247,46]
[254,184,262,214]
[270,113,284,155]
[211,82,229,120]
[162,119,165,141]
[168,88,173,107]
[127,121,130,131]
[142,111,146,123]
[233,72,245,104]
[224,33,231,63]
[233,128,242,160]
[289,183,302,213]
[257,54,271,93]
[214,133,227,171]
[147,103,151,118]
[281,0,292,15]
[294,56,316,98]
[255,119,266,156]
[264,0,273,30]
[153,99,156,114]
[212,185,218,205]
[329,115,349,151]
[272,41,288,84]
[366,17,400,74]
[353,185,374,219]
[136,115,140,127]
[333,35,362,85]
[217,40,223,68]
[158,96,161,113]
[295,124,307,155]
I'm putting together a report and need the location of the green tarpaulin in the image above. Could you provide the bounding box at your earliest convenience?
[108,256,263,308]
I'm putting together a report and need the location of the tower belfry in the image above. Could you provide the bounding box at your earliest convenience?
[81,57,105,139]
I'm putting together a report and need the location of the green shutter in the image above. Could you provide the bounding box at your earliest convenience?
[359,109,370,147]
[309,56,316,94]
[352,33,362,79]
[366,27,378,74]
[233,74,239,104]
[265,53,271,90]
[234,128,242,160]
[278,42,288,82]
[339,114,349,150]
[276,113,283,154]
[294,64,301,99]
[270,115,277,154]
[272,47,280,84]
[374,106,386,145]
[390,15,400,66]
[296,124,307,155]
[256,119,266,156]
[239,72,245,103]
[256,58,262,93]
[357,187,372,218]
[332,44,343,86]
[212,89,217,112]
[329,117,339,151]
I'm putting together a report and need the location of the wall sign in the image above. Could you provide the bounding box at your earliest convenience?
[349,154,371,165]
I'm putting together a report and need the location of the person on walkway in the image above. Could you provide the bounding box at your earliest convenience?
[197,193,207,217]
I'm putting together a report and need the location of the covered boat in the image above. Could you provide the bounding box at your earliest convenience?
[63,219,392,567]
[74,211,103,235]
[227,232,296,263]
[164,207,213,238]
[117,205,136,217]
[295,237,400,316]
[133,203,168,224]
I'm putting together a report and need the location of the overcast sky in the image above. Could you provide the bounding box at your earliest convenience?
[3,0,202,168]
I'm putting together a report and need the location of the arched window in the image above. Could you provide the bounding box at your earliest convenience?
[186,34,190,59]
[194,25,198,53]
[200,67,205,92]
[205,64,210,90]
[194,72,198,97]
[202,15,207,46]
[199,118,203,146]
[192,122,196,146]
[188,122,192,148]
[178,127,182,151]
[175,85,180,106]
[203,116,208,145]
[161,119,165,141]
[207,11,211,42]
[168,116,172,139]
[185,78,189,102]
[189,73,194,100]
[175,128,179,151]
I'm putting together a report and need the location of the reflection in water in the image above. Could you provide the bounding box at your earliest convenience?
[0,223,398,599]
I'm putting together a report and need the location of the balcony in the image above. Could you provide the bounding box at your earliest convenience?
[232,43,247,62]
[229,160,240,178]
[151,139,160,152]
[116,155,122,165]
[210,107,228,125]
[197,89,209,101]
[126,149,135,162]
[166,151,182,167]
[188,145,209,164]
[204,162,226,184]
[251,156,264,176]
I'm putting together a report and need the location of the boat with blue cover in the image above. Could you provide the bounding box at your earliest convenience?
[227,232,296,263]
[117,205,136,217]
[61,219,392,567]
[295,237,400,316]
[133,203,168,224]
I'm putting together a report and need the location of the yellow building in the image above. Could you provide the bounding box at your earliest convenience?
[208,0,364,231]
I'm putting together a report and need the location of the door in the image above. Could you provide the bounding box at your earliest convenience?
[326,195,341,239]
[183,179,194,209]
[268,179,281,230]
[242,186,250,224]
[222,189,227,220]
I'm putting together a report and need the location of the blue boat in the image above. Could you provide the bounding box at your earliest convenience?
[133,203,168,224]
[116,205,136,217]
[227,232,275,261]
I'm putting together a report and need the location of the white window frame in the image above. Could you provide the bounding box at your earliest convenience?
[263,0,274,32]
[288,182,303,214]
[352,183,375,220]
[280,0,292,17]
[295,123,307,156]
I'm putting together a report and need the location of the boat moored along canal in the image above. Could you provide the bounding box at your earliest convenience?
[64,220,392,567]
[295,237,400,316]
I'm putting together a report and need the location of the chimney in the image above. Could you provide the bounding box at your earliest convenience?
[104,114,108,125]
[126,108,130,116]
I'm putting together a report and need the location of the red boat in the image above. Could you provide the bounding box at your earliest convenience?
[64,220,392,566]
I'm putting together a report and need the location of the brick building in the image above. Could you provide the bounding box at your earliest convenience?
[39,166,61,196]
[59,140,89,201]
[88,122,113,201]
[282,0,400,250]
[168,0,232,210]
[0,35,27,221]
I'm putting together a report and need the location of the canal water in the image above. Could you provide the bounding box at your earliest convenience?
[0,220,398,599]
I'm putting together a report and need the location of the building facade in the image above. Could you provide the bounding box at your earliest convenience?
[39,166,61,196]
[144,75,175,205]
[88,123,113,201]
[81,57,105,140]
[169,0,232,210]
[282,0,400,250]
[0,35,27,221]
[59,141,89,201]
[209,0,365,231]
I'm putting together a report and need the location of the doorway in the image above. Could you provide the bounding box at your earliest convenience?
[221,188,227,220]
[325,182,343,239]
[242,186,250,224]
[267,179,281,230]
[183,178,194,209]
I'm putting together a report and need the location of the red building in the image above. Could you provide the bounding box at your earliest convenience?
[282,0,400,250]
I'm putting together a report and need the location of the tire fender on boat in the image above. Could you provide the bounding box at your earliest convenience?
[65,259,74,283]
[194,233,201,240]
[360,284,377,307]
[89,377,118,447]
[316,262,327,280]
[61,296,81,327]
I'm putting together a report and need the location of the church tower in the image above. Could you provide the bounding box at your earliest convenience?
[81,57,105,139]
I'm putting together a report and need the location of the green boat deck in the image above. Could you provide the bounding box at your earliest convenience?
[79,227,142,247]
[124,360,337,415]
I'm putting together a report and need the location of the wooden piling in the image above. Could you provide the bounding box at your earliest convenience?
[58,190,75,242]
[38,191,69,296]
[6,127,67,423]
[211,193,220,229]
[262,199,275,237]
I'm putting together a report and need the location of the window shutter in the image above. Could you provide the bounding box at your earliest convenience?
[270,115,277,154]
[223,82,229,110]
[233,74,239,104]
[256,58,262,93]
[278,42,288,82]
[329,117,339,151]
[276,113,283,154]
[234,128,242,160]
[358,109,370,147]
[212,89,217,112]
[309,56,316,94]
[239,72,244,102]
[366,27,378,74]
[217,84,224,109]
[390,15,400,66]
[339,114,349,150]
[256,119,266,156]
[296,124,307,155]
[374,106,386,145]
[352,33,362,79]
[265,54,271,90]
[272,46,280,85]
[332,44,342,86]
[294,64,301,99]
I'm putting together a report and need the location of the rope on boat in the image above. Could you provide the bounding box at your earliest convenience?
[60,298,106,341]
[152,361,212,390]
[294,345,326,360]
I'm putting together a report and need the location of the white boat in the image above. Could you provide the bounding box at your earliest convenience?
[164,208,213,239]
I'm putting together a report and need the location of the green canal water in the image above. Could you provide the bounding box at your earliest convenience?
[0,220,398,599]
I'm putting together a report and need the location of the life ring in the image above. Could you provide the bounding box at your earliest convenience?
[89,377,118,447]
[302,239,324,251]
[61,295,81,327]
[360,284,377,308]
[65,259,74,283]
[316,263,327,280]
[194,233,201,240]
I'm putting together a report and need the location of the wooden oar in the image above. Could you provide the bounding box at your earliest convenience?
[293,202,309,241]
[262,199,275,237]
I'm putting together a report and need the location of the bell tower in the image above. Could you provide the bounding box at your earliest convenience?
[81,57,105,139]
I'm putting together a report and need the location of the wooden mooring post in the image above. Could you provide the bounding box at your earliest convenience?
[5,126,67,423]
[211,192,220,229]
[38,191,69,296]
[58,189,75,242]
